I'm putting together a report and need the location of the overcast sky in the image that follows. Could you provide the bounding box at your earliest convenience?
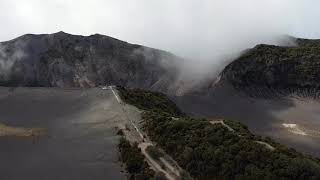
[0,0,320,61]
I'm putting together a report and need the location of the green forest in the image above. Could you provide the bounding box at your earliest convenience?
[117,86,183,116]
[118,87,320,180]
[143,111,320,180]
[222,39,320,91]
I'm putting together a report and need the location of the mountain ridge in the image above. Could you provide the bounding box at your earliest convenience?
[2,32,320,99]
[219,38,320,98]
[0,32,186,95]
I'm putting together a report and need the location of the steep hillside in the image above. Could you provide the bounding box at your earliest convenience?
[0,32,182,93]
[173,38,320,158]
[220,38,320,98]
[2,33,320,98]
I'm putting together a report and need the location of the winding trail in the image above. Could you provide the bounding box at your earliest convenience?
[110,86,144,139]
[139,143,177,180]
[107,86,181,180]
[210,120,275,151]
[210,120,235,132]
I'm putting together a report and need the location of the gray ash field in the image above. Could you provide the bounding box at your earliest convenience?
[0,87,126,180]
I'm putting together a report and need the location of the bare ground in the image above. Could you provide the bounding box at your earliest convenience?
[0,123,45,137]
[0,87,127,180]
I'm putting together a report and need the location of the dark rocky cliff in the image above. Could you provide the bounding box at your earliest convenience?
[0,32,182,93]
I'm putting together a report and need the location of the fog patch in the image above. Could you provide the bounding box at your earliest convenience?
[283,123,307,136]
[0,41,27,80]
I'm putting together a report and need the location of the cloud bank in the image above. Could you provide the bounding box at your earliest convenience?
[0,0,319,64]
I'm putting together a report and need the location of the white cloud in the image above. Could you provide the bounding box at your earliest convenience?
[0,0,319,63]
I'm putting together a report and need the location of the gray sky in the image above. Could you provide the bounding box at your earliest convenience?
[0,0,319,61]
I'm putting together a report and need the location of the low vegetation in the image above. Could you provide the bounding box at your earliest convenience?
[222,40,320,93]
[119,87,320,180]
[142,111,320,180]
[146,146,164,161]
[117,86,183,117]
[223,119,251,137]
[118,137,163,180]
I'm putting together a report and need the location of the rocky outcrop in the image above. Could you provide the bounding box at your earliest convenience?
[0,32,182,94]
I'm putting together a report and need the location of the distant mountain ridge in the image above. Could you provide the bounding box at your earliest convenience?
[0,31,183,94]
[2,32,320,159]
[2,32,320,98]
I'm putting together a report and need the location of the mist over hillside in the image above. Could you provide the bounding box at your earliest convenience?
[1,0,319,76]
[1,32,320,99]
[0,32,238,96]
[2,1,320,180]
[0,32,186,94]
[220,38,320,98]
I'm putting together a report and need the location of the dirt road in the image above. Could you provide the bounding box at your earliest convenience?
[110,87,182,180]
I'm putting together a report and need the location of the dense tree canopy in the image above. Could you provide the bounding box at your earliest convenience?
[142,112,320,180]
[117,87,183,116]
[119,87,320,180]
